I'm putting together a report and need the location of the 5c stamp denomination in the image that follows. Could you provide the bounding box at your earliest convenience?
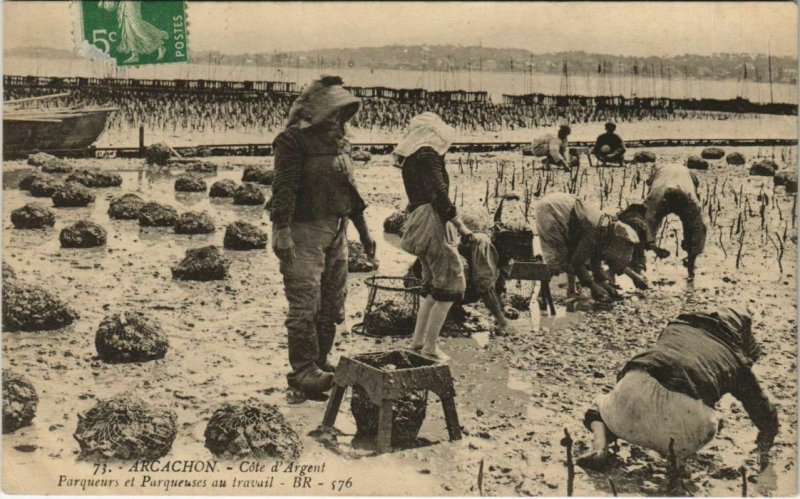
[79,0,188,66]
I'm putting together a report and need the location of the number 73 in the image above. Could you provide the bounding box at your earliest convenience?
[91,29,118,54]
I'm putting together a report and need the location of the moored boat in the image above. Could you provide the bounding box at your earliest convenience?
[3,93,116,158]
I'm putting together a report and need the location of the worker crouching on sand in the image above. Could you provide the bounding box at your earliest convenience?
[395,113,473,361]
[270,76,375,395]
[531,125,572,171]
[644,163,707,278]
[533,192,640,303]
[592,122,626,166]
[577,306,778,471]
[407,222,518,338]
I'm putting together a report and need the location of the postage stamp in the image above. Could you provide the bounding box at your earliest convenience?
[3,1,798,496]
[78,0,188,66]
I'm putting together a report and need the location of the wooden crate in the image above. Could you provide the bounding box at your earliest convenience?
[509,261,551,281]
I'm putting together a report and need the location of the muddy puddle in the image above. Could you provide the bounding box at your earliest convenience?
[2,146,797,495]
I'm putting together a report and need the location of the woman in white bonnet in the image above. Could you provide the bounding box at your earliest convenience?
[396,113,472,361]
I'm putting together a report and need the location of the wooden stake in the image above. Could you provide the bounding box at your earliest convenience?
[736,229,746,269]
[767,231,784,274]
[561,428,575,497]
[512,166,516,191]
[673,229,679,257]
[608,478,618,497]
[739,466,747,497]
[478,458,484,496]
[667,437,680,495]
[138,126,145,156]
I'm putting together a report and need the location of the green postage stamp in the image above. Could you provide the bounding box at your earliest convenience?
[79,1,188,66]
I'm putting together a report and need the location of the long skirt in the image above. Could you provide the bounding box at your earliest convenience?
[401,203,465,301]
[533,193,576,275]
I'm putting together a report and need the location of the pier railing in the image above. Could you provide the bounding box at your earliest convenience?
[4,74,796,114]
[3,75,298,95]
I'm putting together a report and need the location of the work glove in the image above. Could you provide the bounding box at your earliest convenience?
[756,429,777,470]
[360,234,376,258]
[631,274,650,290]
[451,214,474,238]
[597,281,622,299]
[272,226,295,265]
[589,283,611,302]
[683,256,696,278]
[360,233,377,260]
[460,232,477,246]
[652,246,670,259]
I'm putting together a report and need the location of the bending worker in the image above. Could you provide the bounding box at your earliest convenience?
[531,125,572,171]
[270,76,375,395]
[534,192,640,302]
[577,306,778,472]
[407,229,518,337]
[644,163,707,278]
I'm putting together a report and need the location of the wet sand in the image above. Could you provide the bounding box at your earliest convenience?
[2,145,797,495]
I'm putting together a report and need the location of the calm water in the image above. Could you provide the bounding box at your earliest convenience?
[5,56,797,104]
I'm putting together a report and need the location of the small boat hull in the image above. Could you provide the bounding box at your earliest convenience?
[3,109,115,158]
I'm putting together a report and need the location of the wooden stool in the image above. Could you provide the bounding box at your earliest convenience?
[321,350,462,453]
[508,260,556,316]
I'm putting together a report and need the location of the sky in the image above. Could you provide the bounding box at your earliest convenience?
[3,1,798,58]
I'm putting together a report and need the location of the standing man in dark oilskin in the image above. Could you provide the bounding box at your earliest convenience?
[592,122,626,166]
[270,76,376,396]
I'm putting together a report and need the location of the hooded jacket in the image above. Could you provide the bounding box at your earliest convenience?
[621,307,777,436]
[270,77,366,228]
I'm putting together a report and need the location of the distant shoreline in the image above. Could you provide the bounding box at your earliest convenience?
[5,45,798,84]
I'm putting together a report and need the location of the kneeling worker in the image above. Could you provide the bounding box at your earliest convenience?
[577,306,778,471]
[592,122,626,166]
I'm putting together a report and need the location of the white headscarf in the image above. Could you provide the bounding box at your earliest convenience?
[393,113,455,163]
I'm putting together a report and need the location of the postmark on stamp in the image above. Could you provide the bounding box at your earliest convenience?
[79,1,188,66]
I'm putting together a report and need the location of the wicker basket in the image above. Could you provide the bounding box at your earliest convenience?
[353,276,421,338]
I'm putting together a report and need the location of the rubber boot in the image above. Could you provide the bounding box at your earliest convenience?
[316,356,336,373]
[410,295,435,351]
[421,300,453,361]
[567,273,578,297]
[286,364,334,394]
[316,321,337,373]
